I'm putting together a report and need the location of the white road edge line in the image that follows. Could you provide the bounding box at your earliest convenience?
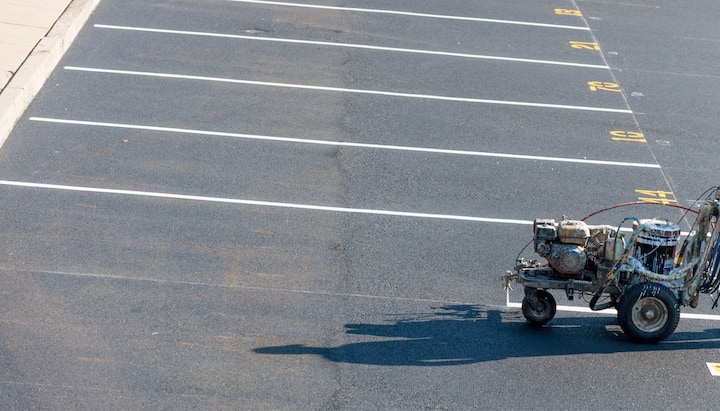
[29,117,659,169]
[226,0,591,31]
[94,24,608,69]
[506,289,720,321]
[0,179,535,225]
[63,66,633,114]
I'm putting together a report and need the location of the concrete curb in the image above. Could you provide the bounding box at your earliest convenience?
[0,0,102,148]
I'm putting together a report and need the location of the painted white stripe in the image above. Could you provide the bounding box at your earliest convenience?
[9,182,712,319]
[94,24,608,69]
[506,290,720,321]
[507,301,614,315]
[63,66,633,114]
[29,117,659,169]
[506,301,720,320]
[0,179,534,225]
[226,0,590,31]
[680,312,720,320]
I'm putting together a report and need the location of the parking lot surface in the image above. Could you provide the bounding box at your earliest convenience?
[1,0,720,408]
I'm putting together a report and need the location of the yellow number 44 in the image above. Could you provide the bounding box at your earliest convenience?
[635,190,677,205]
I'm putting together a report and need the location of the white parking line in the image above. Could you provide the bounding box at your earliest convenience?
[9,179,716,321]
[0,179,535,225]
[29,117,659,169]
[94,24,608,69]
[63,66,633,114]
[226,0,591,31]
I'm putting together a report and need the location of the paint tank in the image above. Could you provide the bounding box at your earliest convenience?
[632,220,680,274]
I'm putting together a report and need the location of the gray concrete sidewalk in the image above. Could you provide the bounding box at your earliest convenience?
[0,0,101,146]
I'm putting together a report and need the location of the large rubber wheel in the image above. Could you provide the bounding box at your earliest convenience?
[522,289,557,326]
[617,282,680,343]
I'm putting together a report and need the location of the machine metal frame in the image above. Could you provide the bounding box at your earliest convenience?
[502,187,720,343]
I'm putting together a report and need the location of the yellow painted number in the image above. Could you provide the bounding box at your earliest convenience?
[570,41,600,51]
[635,190,677,205]
[610,131,646,143]
[588,81,622,92]
[555,9,582,16]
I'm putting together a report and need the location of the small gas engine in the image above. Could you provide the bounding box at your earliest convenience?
[502,187,720,343]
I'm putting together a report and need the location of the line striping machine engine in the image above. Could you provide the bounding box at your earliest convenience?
[502,187,720,343]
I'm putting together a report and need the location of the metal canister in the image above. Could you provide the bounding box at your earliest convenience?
[633,221,681,274]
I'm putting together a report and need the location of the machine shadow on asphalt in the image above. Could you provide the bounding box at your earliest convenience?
[253,304,720,366]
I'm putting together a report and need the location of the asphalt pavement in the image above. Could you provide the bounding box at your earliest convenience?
[1,0,720,409]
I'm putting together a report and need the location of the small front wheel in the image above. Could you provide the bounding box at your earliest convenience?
[617,282,680,343]
[522,289,557,325]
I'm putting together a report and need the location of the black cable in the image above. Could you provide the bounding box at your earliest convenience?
[515,239,534,263]
[696,187,720,297]
[700,229,720,294]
